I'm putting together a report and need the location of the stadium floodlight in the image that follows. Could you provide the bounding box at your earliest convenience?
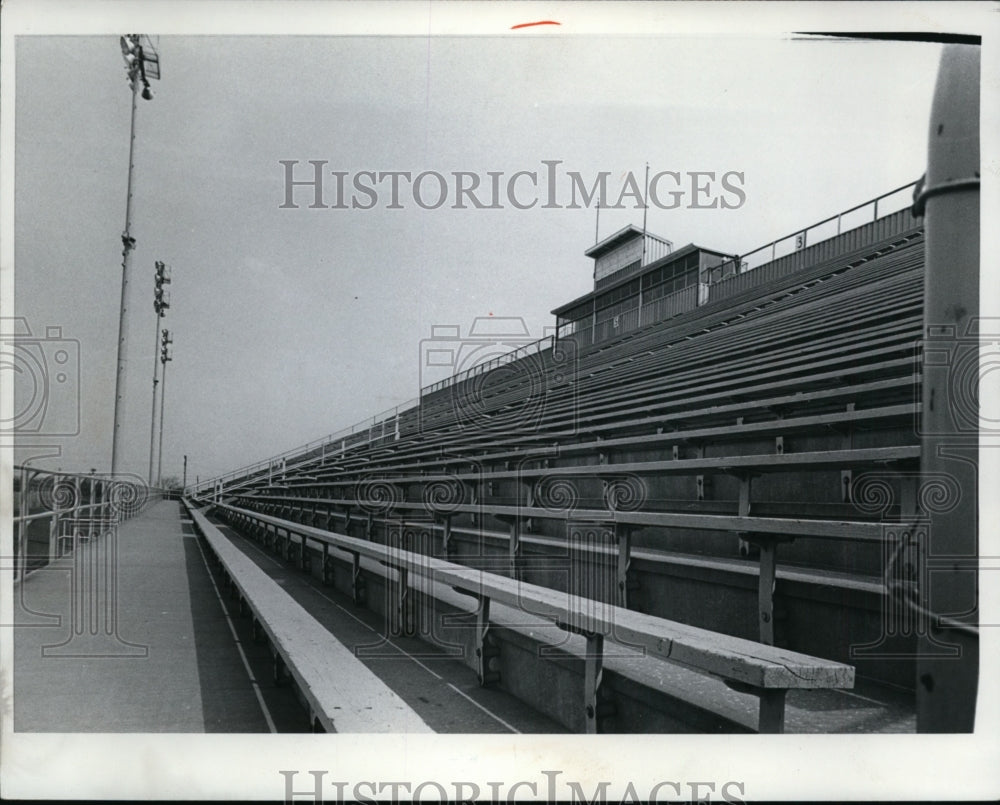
[148,260,172,485]
[157,329,174,487]
[111,35,161,476]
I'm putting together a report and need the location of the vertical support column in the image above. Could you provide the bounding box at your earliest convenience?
[464,477,479,528]
[47,477,61,566]
[737,473,755,557]
[321,542,332,586]
[350,551,365,605]
[441,515,453,559]
[16,467,29,581]
[393,565,413,636]
[758,538,778,646]
[583,632,605,734]
[916,45,980,733]
[615,525,631,608]
[388,524,414,636]
[474,595,500,686]
[508,517,522,582]
[757,689,787,733]
[299,534,310,573]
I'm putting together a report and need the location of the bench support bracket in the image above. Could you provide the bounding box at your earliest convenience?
[351,551,366,606]
[392,566,415,636]
[474,595,501,686]
[757,688,787,733]
[441,515,453,559]
[615,525,632,608]
[583,632,605,734]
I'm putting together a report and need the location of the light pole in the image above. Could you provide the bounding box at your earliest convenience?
[111,35,160,476]
[148,260,170,485]
[156,329,172,487]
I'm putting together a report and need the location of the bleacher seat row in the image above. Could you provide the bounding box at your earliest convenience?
[195,216,926,728]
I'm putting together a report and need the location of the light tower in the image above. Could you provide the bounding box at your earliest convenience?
[148,260,170,485]
[157,328,173,487]
[111,34,160,476]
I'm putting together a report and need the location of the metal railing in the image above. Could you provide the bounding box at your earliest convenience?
[190,398,419,498]
[12,465,158,582]
[420,335,556,397]
[558,180,920,348]
[707,180,919,282]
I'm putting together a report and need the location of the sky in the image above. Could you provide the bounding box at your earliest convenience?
[11,24,945,483]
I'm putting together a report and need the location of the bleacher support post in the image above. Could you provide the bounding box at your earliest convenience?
[350,551,365,605]
[441,515,453,558]
[615,524,632,608]
[757,539,779,646]
[474,595,501,686]
[757,689,787,733]
[583,632,605,734]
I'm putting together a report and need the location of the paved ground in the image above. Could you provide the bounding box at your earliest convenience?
[12,501,564,733]
[13,501,303,732]
[12,500,914,734]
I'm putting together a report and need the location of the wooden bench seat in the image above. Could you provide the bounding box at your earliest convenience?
[279,388,917,492]
[281,401,916,488]
[212,502,855,733]
[186,504,433,734]
[209,250,920,496]
[277,446,918,493]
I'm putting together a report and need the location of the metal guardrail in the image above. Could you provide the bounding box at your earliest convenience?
[708,180,919,282]
[12,465,158,582]
[419,335,556,397]
[190,398,419,498]
[559,181,920,346]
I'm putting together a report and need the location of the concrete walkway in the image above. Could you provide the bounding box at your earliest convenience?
[13,501,266,732]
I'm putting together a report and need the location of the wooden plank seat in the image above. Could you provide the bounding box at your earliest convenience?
[279,401,918,489]
[212,236,924,498]
[271,447,918,499]
[421,316,922,432]
[212,502,855,733]
[237,481,891,650]
[273,382,918,497]
[415,314,921,435]
[221,242,920,478]
[186,503,433,734]
[238,448,901,650]
[408,309,923,442]
[426,259,923,413]
[252,339,921,478]
[581,242,922,376]
[342,245,919,452]
[287,326,923,480]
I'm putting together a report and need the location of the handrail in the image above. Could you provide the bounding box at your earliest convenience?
[13,465,156,582]
[419,334,556,397]
[191,397,420,496]
[710,180,918,280]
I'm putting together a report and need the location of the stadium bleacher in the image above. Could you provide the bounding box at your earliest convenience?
[196,201,927,729]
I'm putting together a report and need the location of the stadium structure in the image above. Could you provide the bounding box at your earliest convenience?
[13,44,979,736]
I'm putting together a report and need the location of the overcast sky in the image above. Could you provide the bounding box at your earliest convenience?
[13,27,943,482]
